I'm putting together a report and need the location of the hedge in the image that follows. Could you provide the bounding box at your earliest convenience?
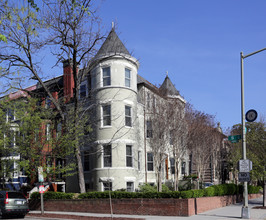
[30,184,261,200]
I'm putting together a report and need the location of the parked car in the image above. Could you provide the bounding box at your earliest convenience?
[203,182,214,188]
[0,191,29,218]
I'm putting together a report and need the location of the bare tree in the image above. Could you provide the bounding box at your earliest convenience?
[0,0,104,193]
[185,104,220,186]
[167,98,188,191]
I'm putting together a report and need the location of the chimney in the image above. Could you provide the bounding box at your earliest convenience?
[63,59,75,103]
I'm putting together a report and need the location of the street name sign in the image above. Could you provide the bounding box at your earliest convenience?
[228,135,242,143]
[238,172,250,182]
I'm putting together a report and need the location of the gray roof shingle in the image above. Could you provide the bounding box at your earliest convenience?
[95,28,130,58]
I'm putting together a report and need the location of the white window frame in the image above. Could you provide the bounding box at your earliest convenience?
[102,66,111,87]
[170,158,175,175]
[125,105,132,127]
[103,145,112,167]
[146,120,153,138]
[102,104,111,127]
[147,152,154,171]
[103,181,112,191]
[126,145,133,167]
[138,151,141,171]
[125,68,131,87]
[126,182,134,192]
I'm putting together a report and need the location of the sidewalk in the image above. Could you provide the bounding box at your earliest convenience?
[28,196,266,220]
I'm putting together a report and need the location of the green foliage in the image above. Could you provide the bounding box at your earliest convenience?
[0,34,7,43]
[204,186,215,197]
[138,183,170,193]
[180,190,193,199]
[248,185,261,194]
[30,184,261,200]
[229,121,266,184]
[31,191,74,200]
[0,97,77,184]
[192,189,204,198]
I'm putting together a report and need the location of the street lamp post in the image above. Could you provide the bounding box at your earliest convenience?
[240,48,266,219]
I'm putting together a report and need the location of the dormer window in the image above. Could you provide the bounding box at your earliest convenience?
[102,67,111,86]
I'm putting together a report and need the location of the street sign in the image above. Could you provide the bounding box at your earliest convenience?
[238,172,250,182]
[246,109,258,122]
[39,185,45,194]
[239,159,252,172]
[38,167,44,182]
[228,135,242,143]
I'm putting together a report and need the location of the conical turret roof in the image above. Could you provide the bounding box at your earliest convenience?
[95,28,130,58]
[159,76,180,97]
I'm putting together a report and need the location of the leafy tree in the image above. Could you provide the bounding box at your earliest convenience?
[0,96,77,188]
[229,119,266,206]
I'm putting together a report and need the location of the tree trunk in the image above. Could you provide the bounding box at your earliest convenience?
[263,177,266,207]
[157,164,162,192]
[174,161,179,191]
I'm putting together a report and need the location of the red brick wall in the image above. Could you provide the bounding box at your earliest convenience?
[30,194,262,217]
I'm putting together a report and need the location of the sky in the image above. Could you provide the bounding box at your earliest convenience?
[94,0,266,131]
[3,0,265,131]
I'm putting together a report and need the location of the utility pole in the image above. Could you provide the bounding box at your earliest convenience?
[240,48,266,219]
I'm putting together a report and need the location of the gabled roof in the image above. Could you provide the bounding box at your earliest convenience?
[95,28,130,58]
[159,76,180,96]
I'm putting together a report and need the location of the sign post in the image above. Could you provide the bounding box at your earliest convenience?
[38,167,44,215]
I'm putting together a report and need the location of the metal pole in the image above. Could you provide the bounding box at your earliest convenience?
[41,192,44,215]
[240,52,250,219]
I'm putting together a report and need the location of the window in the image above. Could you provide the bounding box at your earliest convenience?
[103,145,112,167]
[45,97,52,109]
[126,145,133,167]
[103,182,112,191]
[125,106,132,127]
[126,182,134,192]
[91,70,96,89]
[102,67,111,86]
[84,152,90,171]
[146,120,153,138]
[56,122,62,139]
[146,92,151,109]
[46,123,51,141]
[79,82,87,98]
[102,105,111,126]
[147,152,154,171]
[138,151,141,170]
[7,109,15,121]
[182,162,186,175]
[170,158,175,174]
[125,68,131,87]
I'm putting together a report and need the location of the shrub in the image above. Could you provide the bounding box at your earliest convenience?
[212,185,224,196]
[30,191,74,200]
[180,190,193,199]
[138,183,156,193]
[204,186,215,197]
[192,189,204,198]
[31,184,258,200]
[248,185,261,194]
